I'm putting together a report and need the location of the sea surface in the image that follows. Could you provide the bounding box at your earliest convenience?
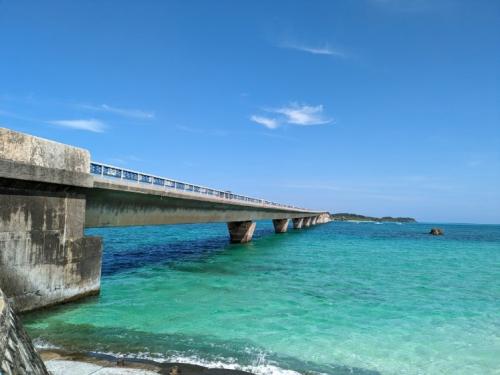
[23,222,500,375]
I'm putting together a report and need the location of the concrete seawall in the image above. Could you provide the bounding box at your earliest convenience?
[0,288,48,374]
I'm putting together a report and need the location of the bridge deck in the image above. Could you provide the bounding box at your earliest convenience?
[90,162,309,211]
[85,162,321,228]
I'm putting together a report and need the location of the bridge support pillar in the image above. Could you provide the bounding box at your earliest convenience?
[311,216,318,226]
[303,217,312,227]
[227,221,256,243]
[0,128,102,312]
[292,218,304,229]
[272,219,289,233]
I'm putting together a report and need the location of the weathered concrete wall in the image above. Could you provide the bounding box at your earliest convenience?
[0,128,93,188]
[0,128,90,174]
[0,288,49,374]
[0,128,102,312]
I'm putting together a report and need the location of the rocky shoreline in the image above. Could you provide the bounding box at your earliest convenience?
[0,288,49,374]
[40,349,254,375]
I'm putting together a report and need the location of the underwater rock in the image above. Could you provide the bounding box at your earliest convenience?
[430,228,444,235]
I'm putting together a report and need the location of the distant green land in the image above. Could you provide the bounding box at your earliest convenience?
[330,213,417,223]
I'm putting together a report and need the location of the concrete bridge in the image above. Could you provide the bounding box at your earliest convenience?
[0,128,330,312]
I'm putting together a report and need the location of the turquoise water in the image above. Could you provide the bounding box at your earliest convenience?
[24,222,500,374]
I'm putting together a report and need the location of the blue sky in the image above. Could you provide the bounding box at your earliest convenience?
[1,0,499,223]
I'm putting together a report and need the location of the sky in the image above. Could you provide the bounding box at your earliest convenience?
[0,0,499,224]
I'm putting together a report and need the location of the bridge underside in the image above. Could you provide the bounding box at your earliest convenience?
[85,180,314,227]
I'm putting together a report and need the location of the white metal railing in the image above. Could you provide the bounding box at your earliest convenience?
[90,162,308,211]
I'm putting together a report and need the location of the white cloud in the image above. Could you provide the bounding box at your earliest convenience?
[282,42,346,58]
[80,103,155,119]
[274,103,332,126]
[47,119,106,133]
[250,115,279,129]
[250,103,332,130]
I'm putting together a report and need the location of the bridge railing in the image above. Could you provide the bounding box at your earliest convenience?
[90,162,306,211]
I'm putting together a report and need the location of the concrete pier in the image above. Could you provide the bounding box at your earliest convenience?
[311,216,318,226]
[0,128,102,312]
[272,219,289,233]
[227,221,256,243]
[303,217,312,227]
[292,218,304,229]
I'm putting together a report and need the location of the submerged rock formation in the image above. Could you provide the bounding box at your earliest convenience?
[430,228,444,235]
[0,289,49,374]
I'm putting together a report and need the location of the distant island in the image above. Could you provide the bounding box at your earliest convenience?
[330,213,417,223]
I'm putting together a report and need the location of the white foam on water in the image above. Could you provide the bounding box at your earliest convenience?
[95,351,312,375]
[167,354,304,375]
[33,338,61,350]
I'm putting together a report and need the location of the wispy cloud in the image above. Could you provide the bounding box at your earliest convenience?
[274,103,332,126]
[250,115,279,129]
[464,152,498,168]
[281,42,346,58]
[0,109,37,122]
[250,103,332,130]
[47,119,106,133]
[1,108,107,133]
[79,103,155,119]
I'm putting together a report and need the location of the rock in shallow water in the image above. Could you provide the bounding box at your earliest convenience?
[430,228,444,235]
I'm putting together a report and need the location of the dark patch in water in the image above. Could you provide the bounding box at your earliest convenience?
[90,223,278,277]
[102,236,230,276]
[171,262,238,275]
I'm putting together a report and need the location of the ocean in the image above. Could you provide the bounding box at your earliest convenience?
[23,222,500,374]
